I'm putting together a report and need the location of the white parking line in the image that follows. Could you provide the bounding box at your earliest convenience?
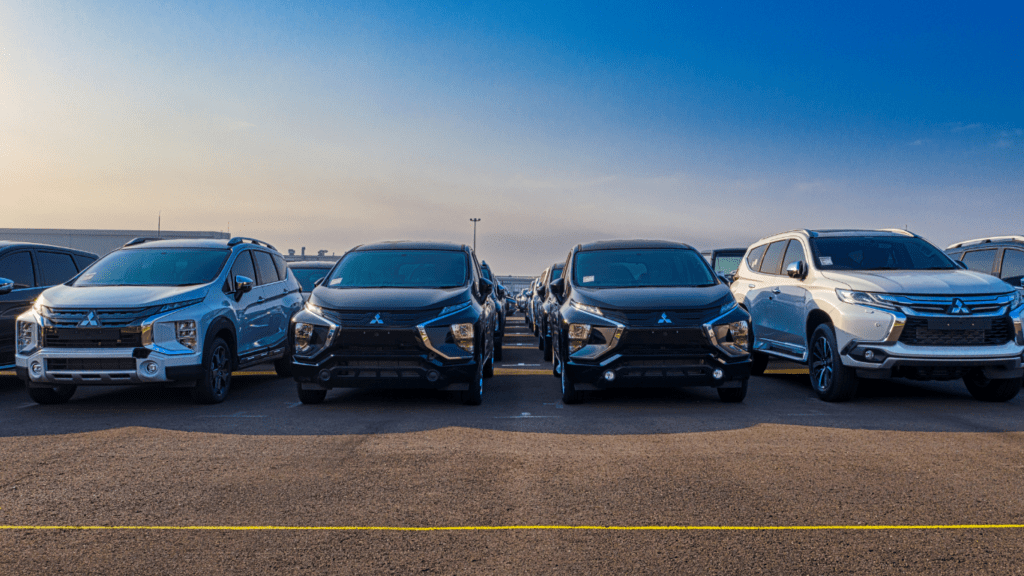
[495,412,560,419]
[199,412,266,418]
[17,403,37,409]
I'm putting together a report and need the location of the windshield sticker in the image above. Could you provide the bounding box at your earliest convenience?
[80,273,95,281]
[583,275,595,283]
[329,277,343,286]
[819,256,833,266]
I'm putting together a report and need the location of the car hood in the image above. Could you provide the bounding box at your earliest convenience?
[575,284,732,310]
[820,270,1012,295]
[310,286,470,310]
[39,284,209,308]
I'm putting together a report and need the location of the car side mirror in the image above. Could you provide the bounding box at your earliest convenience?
[478,277,494,298]
[0,278,13,295]
[313,277,325,287]
[549,278,565,300]
[537,284,547,298]
[786,261,808,280]
[234,275,254,300]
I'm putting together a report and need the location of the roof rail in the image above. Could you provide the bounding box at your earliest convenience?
[947,235,1024,250]
[227,237,277,251]
[123,237,164,247]
[879,228,917,238]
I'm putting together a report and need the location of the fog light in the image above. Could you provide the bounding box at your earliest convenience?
[319,369,331,382]
[603,370,616,382]
[864,350,875,361]
[30,361,43,376]
[426,370,440,382]
[712,369,724,380]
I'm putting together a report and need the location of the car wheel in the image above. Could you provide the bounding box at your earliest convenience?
[296,382,327,404]
[27,384,76,405]
[808,324,857,402]
[192,337,232,404]
[462,358,484,406]
[483,354,495,379]
[963,370,1022,402]
[717,380,748,403]
[543,335,553,361]
[561,364,583,404]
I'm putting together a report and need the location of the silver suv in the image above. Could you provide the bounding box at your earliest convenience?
[731,229,1024,402]
[15,237,303,404]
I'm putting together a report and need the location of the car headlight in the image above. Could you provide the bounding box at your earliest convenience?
[570,300,603,317]
[568,323,592,353]
[175,320,198,351]
[1010,291,1023,310]
[835,289,899,310]
[294,321,332,357]
[451,323,475,352]
[705,320,750,358]
[16,321,38,354]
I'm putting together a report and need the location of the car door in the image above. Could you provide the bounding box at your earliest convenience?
[227,251,262,359]
[746,241,787,346]
[774,240,811,355]
[0,250,42,367]
[252,250,290,351]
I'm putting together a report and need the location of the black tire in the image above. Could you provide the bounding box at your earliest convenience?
[274,358,293,378]
[561,365,583,404]
[192,337,232,404]
[543,335,553,361]
[963,370,1022,402]
[494,337,503,361]
[27,384,76,405]
[808,324,858,402]
[717,380,748,403]
[296,383,327,404]
[462,358,484,405]
[483,355,495,379]
[750,352,769,376]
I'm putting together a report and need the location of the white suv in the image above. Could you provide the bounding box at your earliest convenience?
[731,229,1024,402]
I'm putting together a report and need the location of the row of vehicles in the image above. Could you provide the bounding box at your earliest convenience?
[5,231,1024,406]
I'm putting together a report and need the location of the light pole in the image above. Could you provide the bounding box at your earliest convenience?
[470,218,481,253]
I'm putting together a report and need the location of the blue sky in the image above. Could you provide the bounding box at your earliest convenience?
[2,0,1021,273]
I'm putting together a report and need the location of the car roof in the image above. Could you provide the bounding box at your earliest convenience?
[577,239,695,251]
[0,241,97,258]
[753,228,918,245]
[353,241,468,252]
[121,238,235,250]
[946,236,1024,250]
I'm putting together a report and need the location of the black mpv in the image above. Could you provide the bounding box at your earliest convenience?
[290,241,498,405]
[550,240,752,403]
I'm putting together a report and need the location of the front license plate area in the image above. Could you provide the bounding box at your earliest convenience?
[927,317,992,331]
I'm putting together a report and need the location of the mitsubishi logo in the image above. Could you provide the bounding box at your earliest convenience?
[369,313,384,325]
[949,299,971,315]
[657,313,672,324]
[79,310,100,327]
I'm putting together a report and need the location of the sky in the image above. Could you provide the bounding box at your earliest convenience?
[2,0,1021,274]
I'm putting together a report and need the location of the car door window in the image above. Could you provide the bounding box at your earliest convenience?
[782,241,807,273]
[746,244,768,272]
[1000,249,1024,286]
[230,251,257,289]
[960,249,997,274]
[37,251,79,286]
[0,252,36,288]
[759,241,788,275]
[74,254,97,271]
[272,254,289,280]
[253,251,280,285]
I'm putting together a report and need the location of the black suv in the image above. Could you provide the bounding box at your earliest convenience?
[549,240,752,404]
[0,242,98,369]
[290,241,498,405]
[536,262,565,361]
[480,261,507,360]
[946,236,1024,289]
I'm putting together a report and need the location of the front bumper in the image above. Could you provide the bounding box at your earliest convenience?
[841,340,1024,380]
[15,347,202,386]
[565,351,750,390]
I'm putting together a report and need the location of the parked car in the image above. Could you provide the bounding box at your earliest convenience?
[731,229,1024,402]
[945,236,1024,289]
[526,278,541,333]
[289,241,497,405]
[701,248,747,283]
[549,240,751,404]
[15,237,302,404]
[536,262,566,361]
[480,261,507,360]
[0,242,98,370]
[287,260,335,300]
[516,289,531,313]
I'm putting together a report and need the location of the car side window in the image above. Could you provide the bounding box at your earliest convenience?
[73,254,97,271]
[759,241,789,275]
[0,251,36,288]
[230,251,257,289]
[960,249,997,274]
[37,251,79,286]
[272,254,288,281]
[746,244,768,271]
[782,241,807,273]
[1000,249,1024,286]
[253,251,280,285]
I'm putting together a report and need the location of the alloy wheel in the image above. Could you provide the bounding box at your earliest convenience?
[810,336,834,393]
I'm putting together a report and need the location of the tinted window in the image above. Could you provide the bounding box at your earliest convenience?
[230,252,257,286]
[782,241,807,273]
[550,266,563,282]
[759,241,788,275]
[291,267,330,292]
[746,244,768,271]
[810,237,955,271]
[253,251,280,285]
[713,256,743,274]
[73,254,97,271]
[272,254,288,280]
[1000,249,1024,286]
[573,249,716,288]
[37,251,79,286]
[76,249,229,287]
[960,249,997,274]
[326,250,469,288]
[0,251,35,288]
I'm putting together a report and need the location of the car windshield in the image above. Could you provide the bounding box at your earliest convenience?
[551,267,563,281]
[713,255,743,274]
[74,249,229,287]
[810,237,956,271]
[325,250,469,288]
[573,249,717,288]
[291,267,332,292]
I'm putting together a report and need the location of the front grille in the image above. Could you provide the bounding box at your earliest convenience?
[899,317,1015,346]
[46,307,152,328]
[43,327,143,348]
[889,294,1011,316]
[320,308,443,328]
[47,358,136,371]
[330,329,423,353]
[607,307,719,327]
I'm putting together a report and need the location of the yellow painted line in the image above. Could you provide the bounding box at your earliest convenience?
[494,368,551,376]
[0,371,14,377]
[764,368,808,375]
[232,371,278,377]
[2,524,1023,532]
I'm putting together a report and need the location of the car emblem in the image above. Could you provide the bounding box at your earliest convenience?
[79,310,100,327]
[657,313,672,324]
[370,313,384,325]
[949,299,971,315]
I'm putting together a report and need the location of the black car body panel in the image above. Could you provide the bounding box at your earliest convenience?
[287,261,335,300]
